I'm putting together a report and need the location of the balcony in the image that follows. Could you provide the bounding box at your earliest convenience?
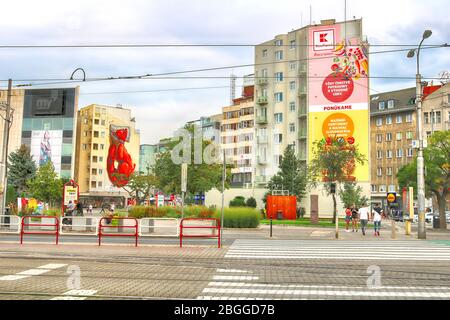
[257,156,268,165]
[298,63,307,74]
[298,104,307,118]
[256,114,268,124]
[298,128,307,139]
[298,87,307,96]
[255,176,268,184]
[257,135,268,144]
[257,96,268,105]
[257,78,269,86]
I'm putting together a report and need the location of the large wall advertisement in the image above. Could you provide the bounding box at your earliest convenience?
[30,130,63,174]
[308,23,369,182]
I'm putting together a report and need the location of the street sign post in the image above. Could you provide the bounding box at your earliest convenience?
[181,163,187,219]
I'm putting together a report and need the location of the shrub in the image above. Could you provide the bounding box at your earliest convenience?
[229,196,246,207]
[215,207,260,228]
[246,197,257,208]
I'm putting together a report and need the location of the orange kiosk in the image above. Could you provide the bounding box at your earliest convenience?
[266,193,297,220]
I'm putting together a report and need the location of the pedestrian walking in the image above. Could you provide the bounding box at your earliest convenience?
[372,207,382,236]
[358,205,370,236]
[351,206,359,232]
[87,204,93,215]
[345,207,352,232]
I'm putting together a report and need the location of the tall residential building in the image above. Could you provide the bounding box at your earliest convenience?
[0,87,79,179]
[253,19,370,216]
[221,85,255,187]
[75,104,140,206]
[369,88,417,208]
[200,114,223,143]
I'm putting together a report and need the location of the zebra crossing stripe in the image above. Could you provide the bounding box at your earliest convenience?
[0,263,67,281]
[51,289,97,300]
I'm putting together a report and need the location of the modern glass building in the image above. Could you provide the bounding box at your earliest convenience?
[20,87,79,179]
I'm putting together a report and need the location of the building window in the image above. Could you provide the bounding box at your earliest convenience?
[274,113,283,123]
[92,168,97,175]
[386,150,392,158]
[289,81,296,90]
[289,40,296,49]
[289,102,296,112]
[274,134,283,144]
[388,99,395,109]
[424,112,429,124]
[386,115,392,125]
[275,39,283,46]
[274,72,283,82]
[93,131,99,138]
[376,150,383,159]
[377,168,383,177]
[262,49,268,57]
[407,148,413,157]
[379,185,386,192]
[82,144,87,150]
[99,156,103,162]
[406,131,413,140]
[378,101,385,110]
[101,131,105,138]
[289,123,295,133]
[433,111,441,124]
[93,156,98,163]
[405,113,413,123]
[396,149,403,158]
[100,144,104,150]
[376,134,383,143]
[387,167,393,176]
[99,169,103,175]
[388,185,396,192]
[93,143,98,150]
[396,132,402,141]
[371,185,377,192]
[275,50,283,60]
[289,62,296,70]
[101,120,106,126]
[83,131,88,137]
[396,115,403,123]
[98,182,102,188]
[275,92,283,102]
[376,117,383,126]
[94,119,99,125]
[91,181,96,188]
[386,133,392,141]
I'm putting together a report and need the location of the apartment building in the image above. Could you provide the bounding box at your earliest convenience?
[221,85,255,187]
[200,114,222,143]
[422,83,450,136]
[75,104,140,206]
[370,88,417,207]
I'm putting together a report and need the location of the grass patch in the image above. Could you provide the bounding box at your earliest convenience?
[214,207,260,228]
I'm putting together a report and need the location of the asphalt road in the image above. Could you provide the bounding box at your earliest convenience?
[1,238,450,300]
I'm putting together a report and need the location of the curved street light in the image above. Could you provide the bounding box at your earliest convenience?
[407,30,432,239]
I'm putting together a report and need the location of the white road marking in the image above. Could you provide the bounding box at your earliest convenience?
[216,269,250,273]
[213,275,259,281]
[51,289,97,300]
[0,263,67,281]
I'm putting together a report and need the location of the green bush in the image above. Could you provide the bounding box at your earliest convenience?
[128,205,214,219]
[214,207,260,228]
[229,196,246,207]
[246,197,257,208]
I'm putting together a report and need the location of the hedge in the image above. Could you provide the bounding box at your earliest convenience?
[214,207,260,228]
[128,205,215,219]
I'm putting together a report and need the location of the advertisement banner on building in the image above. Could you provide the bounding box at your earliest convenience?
[30,130,63,175]
[308,23,369,182]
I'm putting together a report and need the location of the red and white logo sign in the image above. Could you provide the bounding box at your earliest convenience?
[313,29,335,51]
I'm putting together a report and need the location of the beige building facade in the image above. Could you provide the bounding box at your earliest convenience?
[75,104,140,206]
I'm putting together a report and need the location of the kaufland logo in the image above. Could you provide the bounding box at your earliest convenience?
[313,29,335,51]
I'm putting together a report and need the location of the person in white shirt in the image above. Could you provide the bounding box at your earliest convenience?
[372,207,382,236]
[358,206,369,236]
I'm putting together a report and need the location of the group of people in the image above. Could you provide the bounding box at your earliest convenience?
[344,204,383,236]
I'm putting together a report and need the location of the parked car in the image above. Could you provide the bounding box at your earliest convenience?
[412,212,434,223]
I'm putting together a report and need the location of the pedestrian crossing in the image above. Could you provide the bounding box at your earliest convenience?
[224,239,450,261]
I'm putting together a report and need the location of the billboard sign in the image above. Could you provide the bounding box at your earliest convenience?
[30,89,64,116]
[308,23,369,182]
[30,130,63,175]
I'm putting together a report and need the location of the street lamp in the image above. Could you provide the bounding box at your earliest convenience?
[407,29,432,239]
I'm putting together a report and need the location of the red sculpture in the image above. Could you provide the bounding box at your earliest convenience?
[107,125,135,187]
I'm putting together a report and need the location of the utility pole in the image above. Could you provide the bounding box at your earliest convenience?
[0,79,12,215]
[220,149,226,242]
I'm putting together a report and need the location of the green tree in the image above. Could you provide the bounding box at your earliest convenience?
[154,124,231,196]
[27,161,63,206]
[7,144,37,196]
[397,131,449,229]
[309,137,367,221]
[339,182,369,209]
[229,196,246,207]
[267,145,308,201]
[123,170,158,204]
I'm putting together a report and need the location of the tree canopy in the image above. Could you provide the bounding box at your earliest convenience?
[27,161,63,205]
[7,144,37,196]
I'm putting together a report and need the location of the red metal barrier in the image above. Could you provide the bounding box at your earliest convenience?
[179,218,221,248]
[20,216,59,245]
[98,217,138,247]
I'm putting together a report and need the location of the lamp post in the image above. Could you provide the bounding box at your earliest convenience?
[407,30,432,239]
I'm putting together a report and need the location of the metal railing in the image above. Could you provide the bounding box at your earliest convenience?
[98,217,138,247]
[139,218,179,237]
[179,218,221,248]
[0,215,21,234]
[20,216,59,245]
[60,216,99,236]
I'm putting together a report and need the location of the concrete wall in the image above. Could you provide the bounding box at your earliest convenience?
[206,187,268,209]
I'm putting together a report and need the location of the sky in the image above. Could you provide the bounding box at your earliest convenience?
[0,0,449,144]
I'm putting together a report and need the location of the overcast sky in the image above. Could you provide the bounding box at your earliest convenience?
[0,0,449,144]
